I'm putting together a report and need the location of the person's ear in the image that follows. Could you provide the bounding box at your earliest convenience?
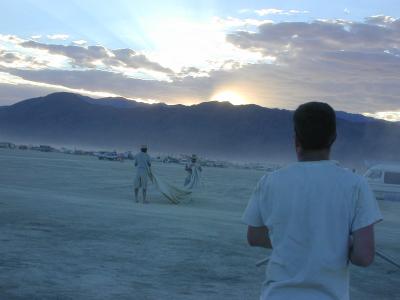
[294,134,301,149]
[328,133,337,147]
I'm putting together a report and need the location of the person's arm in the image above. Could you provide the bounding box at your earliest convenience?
[349,224,375,267]
[349,177,382,267]
[242,175,272,248]
[247,225,272,248]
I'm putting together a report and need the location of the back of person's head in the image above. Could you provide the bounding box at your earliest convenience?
[140,144,148,153]
[293,102,336,150]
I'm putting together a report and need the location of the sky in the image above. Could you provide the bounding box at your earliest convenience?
[1,0,400,120]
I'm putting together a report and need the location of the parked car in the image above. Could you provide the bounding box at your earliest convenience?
[95,151,123,161]
[365,164,400,201]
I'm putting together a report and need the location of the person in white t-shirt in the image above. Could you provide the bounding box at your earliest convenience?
[242,102,382,300]
[133,145,151,203]
[184,154,202,188]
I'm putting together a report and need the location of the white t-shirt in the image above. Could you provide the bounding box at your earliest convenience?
[242,160,382,300]
[134,152,151,173]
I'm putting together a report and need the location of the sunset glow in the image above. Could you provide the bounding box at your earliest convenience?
[0,1,399,119]
[211,91,247,105]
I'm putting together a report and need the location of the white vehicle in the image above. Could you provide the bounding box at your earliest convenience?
[365,164,400,200]
[94,151,123,161]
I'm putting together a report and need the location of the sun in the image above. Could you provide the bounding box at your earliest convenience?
[211,91,247,105]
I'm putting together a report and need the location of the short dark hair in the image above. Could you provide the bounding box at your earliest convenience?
[141,148,147,153]
[293,102,336,150]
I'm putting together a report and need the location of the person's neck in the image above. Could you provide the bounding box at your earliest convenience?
[297,149,330,162]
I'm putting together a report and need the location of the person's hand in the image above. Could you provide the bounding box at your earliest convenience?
[348,235,354,263]
[349,235,354,248]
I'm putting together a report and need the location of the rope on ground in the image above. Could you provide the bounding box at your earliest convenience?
[255,250,400,270]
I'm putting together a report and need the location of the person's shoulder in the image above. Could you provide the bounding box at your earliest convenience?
[267,163,298,180]
[331,164,364,184]
[266,161,349,178]
[322,164,370,192]
[352,172,369,188]
[256,173,272,191]
[255,166,295,191]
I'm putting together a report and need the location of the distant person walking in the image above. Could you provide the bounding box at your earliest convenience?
[184,154,202,189]
[134,145,151,203]
[243,102,382,300]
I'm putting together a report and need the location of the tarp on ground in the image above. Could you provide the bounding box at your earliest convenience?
[148,169,192,204]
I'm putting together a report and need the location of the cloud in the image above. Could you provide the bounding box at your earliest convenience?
[213,16,273,28]
[0,70,122,102]
[0,82,58,105]
[238,9,250,14]
[73,40,87,45]
[223,16,400,112]
[31,35,42,40]
[2,48,399,115]
[0,51,20,64]
[227,17,400,60]
[0,34,24,44]
[363,111,400,122]
[46,34,69,40]
[1,68,209,103]
[0,50,46,69]
[136,17,268,74]
[21,41,110,67]
[365,15,397,25]
[255,8,309,16]
[111,48,172,73]
[344,8,350,15]
[1,16,400,120]
[20,41,173,74]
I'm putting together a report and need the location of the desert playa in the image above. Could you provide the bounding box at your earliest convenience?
[0,149,399,299]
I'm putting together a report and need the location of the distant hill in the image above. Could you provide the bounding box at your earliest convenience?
[0,92,399,164]
[83,96,168,109]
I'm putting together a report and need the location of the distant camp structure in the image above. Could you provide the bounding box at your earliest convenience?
[0,142,283,173]
[94,151,133,161]
[0,142,16,149]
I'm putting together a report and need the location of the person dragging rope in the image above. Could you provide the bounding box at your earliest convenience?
[184,154,202,189]
[133,144,151,203]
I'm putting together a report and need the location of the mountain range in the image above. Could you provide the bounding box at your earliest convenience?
[0,92,399,164]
